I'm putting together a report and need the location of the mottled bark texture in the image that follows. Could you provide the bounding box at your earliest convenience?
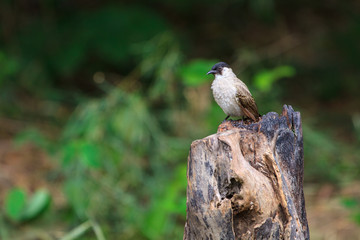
[183,105,309,240]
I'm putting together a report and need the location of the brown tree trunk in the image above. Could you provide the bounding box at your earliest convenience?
[183,105,309,240]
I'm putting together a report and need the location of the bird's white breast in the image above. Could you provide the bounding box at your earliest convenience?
[211,72,244,117]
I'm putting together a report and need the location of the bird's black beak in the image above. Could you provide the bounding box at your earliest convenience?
[207,70,217,75]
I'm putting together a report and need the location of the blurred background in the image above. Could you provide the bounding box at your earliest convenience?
[0,0,360,239]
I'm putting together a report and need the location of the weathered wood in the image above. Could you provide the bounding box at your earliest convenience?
[183,105,309,240]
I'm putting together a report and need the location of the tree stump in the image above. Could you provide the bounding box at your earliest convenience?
[183,105,309,240]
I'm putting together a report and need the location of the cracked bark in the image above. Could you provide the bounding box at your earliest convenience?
[183,105,309,240]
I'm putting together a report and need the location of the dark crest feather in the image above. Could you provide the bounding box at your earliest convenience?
[211,62,230,70]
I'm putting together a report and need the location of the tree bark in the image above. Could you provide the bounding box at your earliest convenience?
[183,105,309,240]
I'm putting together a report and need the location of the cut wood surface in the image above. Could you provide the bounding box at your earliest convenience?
[183,105,309,240]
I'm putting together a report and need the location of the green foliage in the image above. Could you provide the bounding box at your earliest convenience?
[4,189,26,222]
[60,221,93,240]
[353,113,360,143]
[249,0,275,20]
[1,0,360,238]
[254,65,296,92]
[342,198,358,208]
[0,51,19,86]
[79,141,101,168]
[16,5,169,77]
[22,190,51,221]
[60,220,106,240]
[303,125,341,182]
[4,188,50,222]
[180,59,217,86]
[342,197,360,225]
[14,129,55,154]
[303,124,360,183]
[56,85,189,238]
[64,180,89,219]
[136,32,183,102]
[52,36,190,237]
[141,164,187,239]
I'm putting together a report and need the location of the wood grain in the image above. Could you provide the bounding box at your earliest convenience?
[183,105,309,240]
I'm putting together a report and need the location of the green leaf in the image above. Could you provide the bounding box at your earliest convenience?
[0,51,19,85]
[62,141,77,167]
[142,164,187,239]
[353,213,360,225]
[254,65,296,92]
[80,142,101,168]
[22,189,51,221]
[342,197,358,209]
[180,59,218,86]
[64,180,89,219]
[14,128,50,152]
[4,188,26,221]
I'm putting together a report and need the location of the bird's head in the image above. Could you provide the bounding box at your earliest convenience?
[207,62,231,76]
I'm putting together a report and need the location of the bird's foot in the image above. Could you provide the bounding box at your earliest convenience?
[238,116,251,125]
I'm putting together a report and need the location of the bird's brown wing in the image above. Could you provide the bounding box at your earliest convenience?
[236,89,260,122]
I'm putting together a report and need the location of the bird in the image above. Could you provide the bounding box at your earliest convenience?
[207,62,260,122]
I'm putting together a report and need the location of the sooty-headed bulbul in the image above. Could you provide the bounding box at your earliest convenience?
[207,62,260,122]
